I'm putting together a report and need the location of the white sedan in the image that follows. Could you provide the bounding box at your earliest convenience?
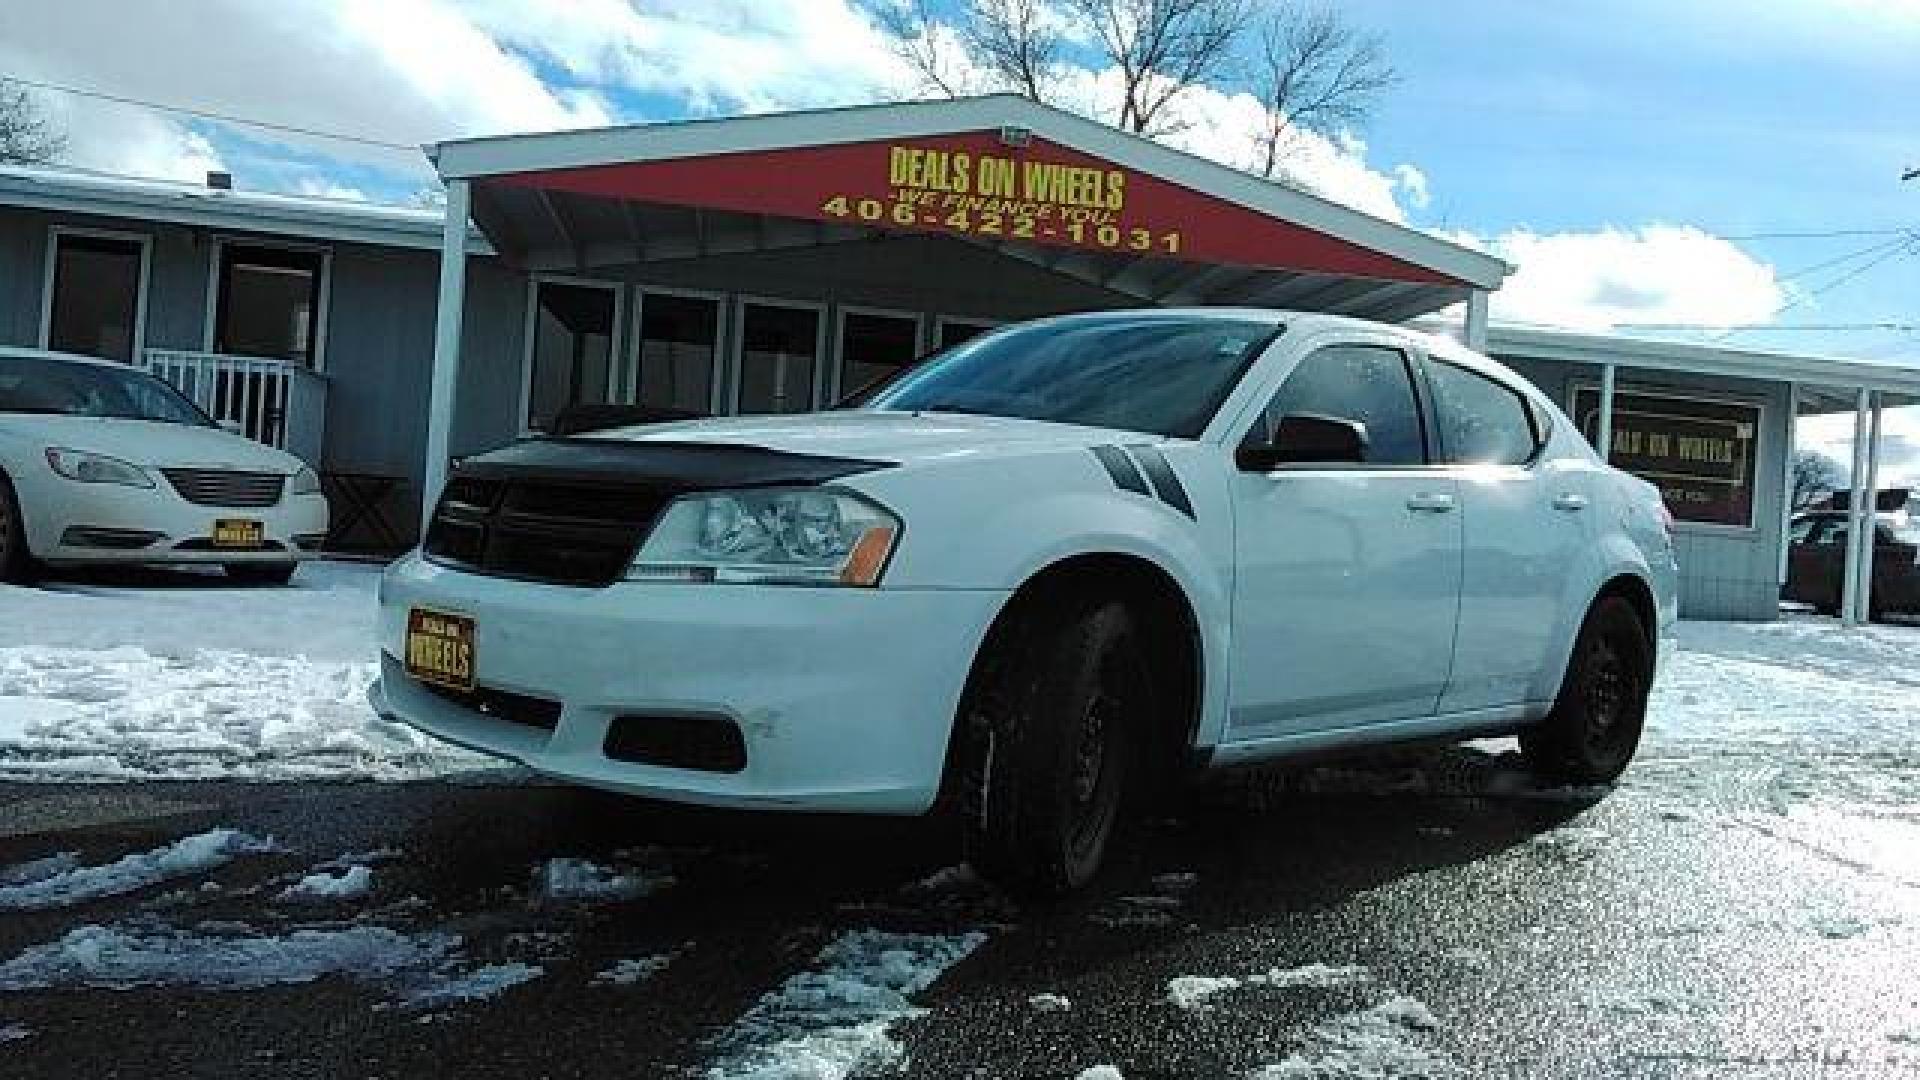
[374,311,1677,895]
[0,348,329,585]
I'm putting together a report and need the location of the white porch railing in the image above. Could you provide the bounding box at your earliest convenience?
[138,350,328,466]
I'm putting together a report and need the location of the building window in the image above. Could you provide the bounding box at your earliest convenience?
[45,232,146,362]
[526,279,619,432]
[635,292,719,415]
[936,319,995,349]
[837,310,920,404]
[213,244,325,368]
[736,301,820,414]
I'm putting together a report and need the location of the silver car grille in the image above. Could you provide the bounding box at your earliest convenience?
[161,469,286,508]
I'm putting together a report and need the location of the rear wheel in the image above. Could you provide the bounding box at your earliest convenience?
[225,562,298,586]
[1520,596,1652,785]
[960,598,1148,898]
[0,475,33,585]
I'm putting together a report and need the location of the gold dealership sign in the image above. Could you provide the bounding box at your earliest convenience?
[1573,386,1760,528]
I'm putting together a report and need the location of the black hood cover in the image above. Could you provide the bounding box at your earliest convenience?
[451,437,893,490]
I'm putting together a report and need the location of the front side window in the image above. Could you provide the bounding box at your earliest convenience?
[214,244,324,367]
[1251,343,1426,465]
[526,280,617,432]
[1428,360,1540,466]
[0,355,210,426]
[868,315,1276,439]
[46,233,145,363]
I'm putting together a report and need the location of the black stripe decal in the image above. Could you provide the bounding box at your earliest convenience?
[1129,445,1195,519]
[1090,444,1149,496]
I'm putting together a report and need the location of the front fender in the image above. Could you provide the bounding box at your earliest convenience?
[1531,528,1661,703]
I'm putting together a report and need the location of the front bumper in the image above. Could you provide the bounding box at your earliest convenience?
[371,553,1007,814]
[19,476,328,565]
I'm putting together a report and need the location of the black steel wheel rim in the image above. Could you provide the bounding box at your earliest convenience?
[1580,636,1638,759]
[1066,687,1124,864]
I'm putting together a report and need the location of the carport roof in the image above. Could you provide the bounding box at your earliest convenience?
[428,95,1509,322]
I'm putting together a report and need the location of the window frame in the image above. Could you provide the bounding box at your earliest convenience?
[517,272,627,436]
[39,225,153,364]
[628,285,727,416]
[1418,354,1550,470]
[728,294,828,416]
[1238,338,1438,472]
[830,304,925,406]
[201,235,333,372]
[932,315,1000,351]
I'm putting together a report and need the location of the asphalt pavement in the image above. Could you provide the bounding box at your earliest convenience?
[0,741,1916,1079]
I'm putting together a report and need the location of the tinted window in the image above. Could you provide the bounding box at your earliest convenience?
[1428,361,1539,466]
[0,355,211,426]
[868,315,1276,439]
[1252,344,1426,466]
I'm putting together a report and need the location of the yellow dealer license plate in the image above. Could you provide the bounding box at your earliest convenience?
[212,519,264,548]
[405,609,476,692]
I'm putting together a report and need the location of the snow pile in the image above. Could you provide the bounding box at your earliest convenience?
[593,954,676,987]
[0,1022,29,1044]
[705,928,987,1080]
[0,829,277,911]
[537,856,673,904]
[0,920,542,1008]
[1167,964,1370,1010]
[279,865,373,902]
[0,564,491,781]
[1028,992,1072,1012]
[1254,996,1449,1079]
[1076,1068,1124,1080]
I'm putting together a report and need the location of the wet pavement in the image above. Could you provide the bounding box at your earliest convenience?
[1,741,1915,1079]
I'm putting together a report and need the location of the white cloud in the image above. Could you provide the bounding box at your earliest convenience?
[293,177,370,202]
[1453,225,1787,332]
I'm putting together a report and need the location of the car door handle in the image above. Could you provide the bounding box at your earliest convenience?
[1552,493,1589,512]
[1405,492,1456,514]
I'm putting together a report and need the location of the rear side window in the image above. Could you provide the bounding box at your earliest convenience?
[1427,361,1540,466]
[1254,344,1426,465]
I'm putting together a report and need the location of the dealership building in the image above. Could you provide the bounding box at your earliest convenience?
[1,95,1915,620]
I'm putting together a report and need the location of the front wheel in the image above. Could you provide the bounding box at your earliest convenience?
[1521,596,1653,785]
[225,562,298,586]
[961,598,1149,898]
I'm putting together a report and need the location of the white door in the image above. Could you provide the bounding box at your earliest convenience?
[1227,341,1464,736]
[1423,358,1588,713]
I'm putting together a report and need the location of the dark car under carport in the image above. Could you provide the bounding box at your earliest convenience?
[1783,511,1920,620]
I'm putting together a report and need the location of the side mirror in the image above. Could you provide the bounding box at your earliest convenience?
[1237,412,1369,471]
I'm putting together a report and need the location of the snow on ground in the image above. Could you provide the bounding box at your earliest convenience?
[593,954,676,987]
[0,1022,29,1044]
[0,563,490,781]
[0,829,276,911]
[1167,964,1371,1010]
[1252,996,1448,1079]
[536,855,674,904]
[1075,1068,1124,1080]
[1028,992,1072,1012]
[279,864,373,902]
[704,929,988,1080]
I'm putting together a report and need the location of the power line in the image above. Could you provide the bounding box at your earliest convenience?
[1718,235,1920,338]
[1718,226,1920,241]
[1777,233,1914,284]
[4,75,420,153]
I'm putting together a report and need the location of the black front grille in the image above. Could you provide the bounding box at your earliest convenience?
[163,469,285,508]
[418,678,562,731]
[423,475,671,587]
[604,713,747,773]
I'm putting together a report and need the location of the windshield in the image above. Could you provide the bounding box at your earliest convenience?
[0,354,214,427]
[863,315,1279,438]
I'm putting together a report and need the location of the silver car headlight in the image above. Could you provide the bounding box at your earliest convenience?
[290,467,321,496]
[44,448,155,489]
[627,487,900,586]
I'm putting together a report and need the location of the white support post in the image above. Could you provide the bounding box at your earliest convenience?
[1777,382,1798,588]
[423,179,472,529]
[1853,393,1885,623]
[1462,289,1489,351]
[1841,387,1871,626]
[1597,363,1617,463]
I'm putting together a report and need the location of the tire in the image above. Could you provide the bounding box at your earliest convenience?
[960,598,1149,898]
[1520,596,1653,785]
[0,474,34,585]
[225,562,298,586]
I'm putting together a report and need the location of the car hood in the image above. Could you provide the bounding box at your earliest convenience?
[586,410,1154,466]
[0,415,305,473]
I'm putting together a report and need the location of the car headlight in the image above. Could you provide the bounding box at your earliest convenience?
[44,448,155,488]
[627,487,900,586]
[290,467,321,496]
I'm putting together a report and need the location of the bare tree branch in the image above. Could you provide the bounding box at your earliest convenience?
[1249,4,1397,178]
[961,0,1068,104]
[875,0,970,99]
[0,79,66,166]
[1072,0,1252,133]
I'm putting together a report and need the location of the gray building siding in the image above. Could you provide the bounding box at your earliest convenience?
[1500,355,1789,621]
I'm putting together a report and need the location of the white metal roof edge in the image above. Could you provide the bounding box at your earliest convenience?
[1488,322,1920,397]
[0,165,493,255]
[430,95,1507,290]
